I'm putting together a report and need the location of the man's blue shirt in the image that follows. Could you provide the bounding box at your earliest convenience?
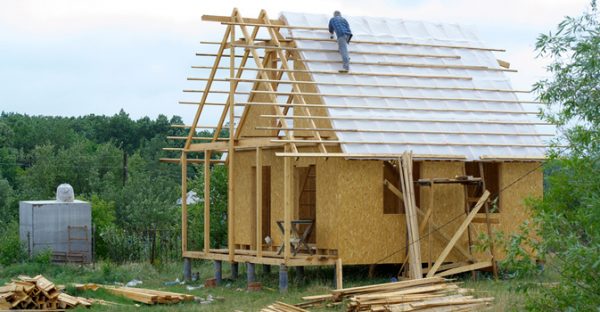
[328,16,352,38]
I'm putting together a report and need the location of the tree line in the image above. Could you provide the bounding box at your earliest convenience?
[0,110,227,263]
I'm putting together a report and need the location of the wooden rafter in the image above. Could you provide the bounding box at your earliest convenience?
[260,11,327,153]
[231,10,299,153]
[210,10,267,144]
[183,11,233,150]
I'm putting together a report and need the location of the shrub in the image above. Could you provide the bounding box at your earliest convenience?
[0,221,27,266]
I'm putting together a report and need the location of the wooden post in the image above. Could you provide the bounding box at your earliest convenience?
[335,258,343,289]
[428,183,434,270]
[283,144,293,261]
[181,152,188,253]
[227,13,236,263]
[204,151,211,254]
[256,147,263,258]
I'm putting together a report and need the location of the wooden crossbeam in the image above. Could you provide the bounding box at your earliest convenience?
[261,114,549,125]
[286,36,506,52]
[270,139,550,148]
[257,126,552,137]
[248,90,539,104]
[167,136,229,141]
[275,152,467,160]
[202,14,283,25]
[301,59,517,72]
[226,43,461,59]
[220,77,531,93]
[222,21,326,31]
[191,66,473,80]
[159,158,225,164]
[183,89,538,105]
[185,102,541,115]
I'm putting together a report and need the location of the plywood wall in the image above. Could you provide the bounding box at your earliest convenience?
[229,154,543,265]
[489,162,542,259]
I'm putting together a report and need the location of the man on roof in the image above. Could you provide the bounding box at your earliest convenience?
[328,10,353,73]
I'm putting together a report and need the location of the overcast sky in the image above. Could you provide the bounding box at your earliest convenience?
[0,0,591,124]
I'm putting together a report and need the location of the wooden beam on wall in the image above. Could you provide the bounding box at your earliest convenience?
[204,151,211,254]
[227,11,236,263]
[283,144,293,262]
[181,152,188,254]
[256,147,263,258]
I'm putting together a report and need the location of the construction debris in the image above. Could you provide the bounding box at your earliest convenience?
[74,283,195,305]
[263,277,493,312]
[0,275,92,310]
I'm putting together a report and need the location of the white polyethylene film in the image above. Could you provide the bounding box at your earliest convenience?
[280,12,547,160]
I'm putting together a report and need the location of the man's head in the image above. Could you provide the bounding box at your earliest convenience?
[333,10,341,17]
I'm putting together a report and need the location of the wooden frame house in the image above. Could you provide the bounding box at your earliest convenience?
[163,9,548,288]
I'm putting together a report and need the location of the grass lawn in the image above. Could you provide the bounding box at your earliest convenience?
[0,260,527,311]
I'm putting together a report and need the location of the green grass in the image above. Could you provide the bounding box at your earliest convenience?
[0,261,528,311]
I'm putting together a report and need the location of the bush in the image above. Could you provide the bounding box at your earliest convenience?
[0,221,27,266]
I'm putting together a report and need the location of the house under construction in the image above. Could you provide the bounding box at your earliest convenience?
[163,9,548,290]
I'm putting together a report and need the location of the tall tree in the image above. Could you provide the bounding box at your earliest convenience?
[524,1,600,310]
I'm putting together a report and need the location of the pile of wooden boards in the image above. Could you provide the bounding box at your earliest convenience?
[0,275,92,310]
[75,283,195,305]
[261,301,309,312]
[267,277,493,312]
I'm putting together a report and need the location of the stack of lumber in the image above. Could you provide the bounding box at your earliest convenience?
[270,277,493,312]
[261,301,310,312]
[75,283,195,305]
[0,275,92,310]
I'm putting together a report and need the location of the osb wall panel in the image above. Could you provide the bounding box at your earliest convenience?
[495,162,543,259]
[317,158,405,265]
[232,150,255,246]
[293,59,335,139]
[419,162,469,264]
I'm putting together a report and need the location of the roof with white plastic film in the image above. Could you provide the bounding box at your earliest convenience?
[279,12,547,161]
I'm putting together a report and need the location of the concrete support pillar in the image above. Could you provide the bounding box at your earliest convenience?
[279,264,288,293]
[247,263,256,283]
[263,264,271,274]
[295,266,305,284]
[183,258,192,282]
[231,262,239,279]
[214,260,222,285]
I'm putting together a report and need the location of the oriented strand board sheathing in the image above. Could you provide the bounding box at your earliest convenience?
[317,158,405,264]
[292,58,336,139]
[232,150,255,246]
[496,162,543,259]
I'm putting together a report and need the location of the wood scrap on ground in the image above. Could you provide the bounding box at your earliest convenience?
[263,277,493,312]
[74,283,195,305]
[0,275,92,310]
